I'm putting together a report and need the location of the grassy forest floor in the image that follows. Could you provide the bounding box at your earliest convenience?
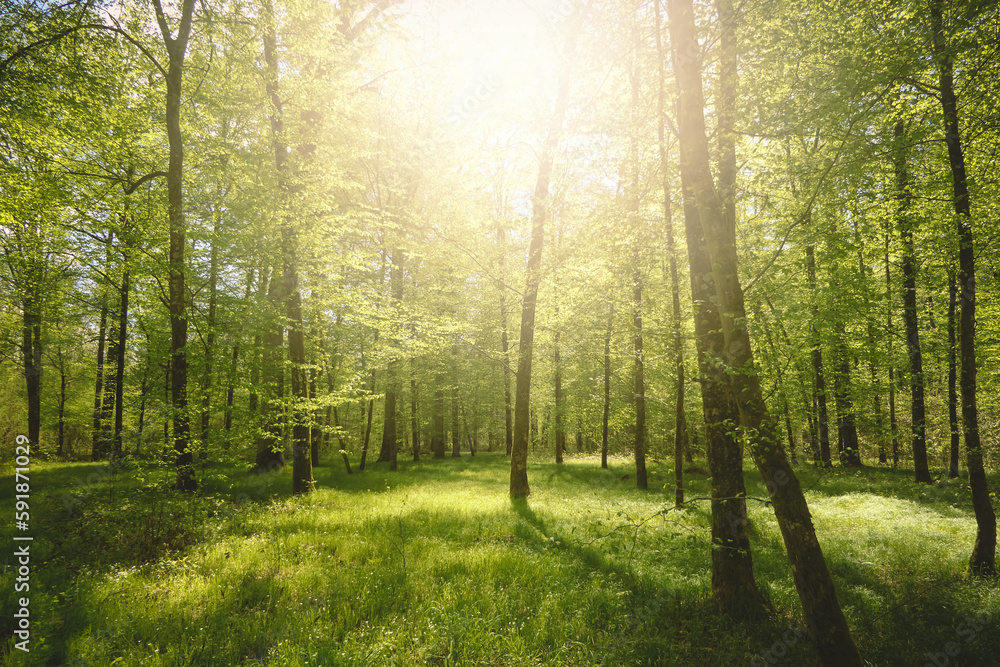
[2,452,999,666]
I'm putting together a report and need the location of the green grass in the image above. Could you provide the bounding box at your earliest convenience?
[2,453,998,666]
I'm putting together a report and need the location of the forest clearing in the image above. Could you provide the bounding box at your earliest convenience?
[1,454,999,666]
[3,0,1000,664]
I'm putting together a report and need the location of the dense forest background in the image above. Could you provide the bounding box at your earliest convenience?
[3,0,999,491]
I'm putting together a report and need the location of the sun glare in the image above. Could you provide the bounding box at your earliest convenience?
[398,0,566,133]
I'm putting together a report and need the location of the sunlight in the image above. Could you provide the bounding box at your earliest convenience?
[399,0,568,131]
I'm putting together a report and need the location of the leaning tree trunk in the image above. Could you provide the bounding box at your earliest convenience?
[930,0,996,575]
[667,0,860,660]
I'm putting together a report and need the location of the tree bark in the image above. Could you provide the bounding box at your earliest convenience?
[411,369,420,461]
[948,269,959,478]
[805,231,832,468]
[201,207,220,447]
[667,0,860,659]
[91,298,108,460]
[509,7,582,498]
[930,0,996,575]
[432,372,445,458]
[153,0,197,490]
[893,120,931,484]
[554,327,564,464]
[601,308,612,470]
[832,319,861,467]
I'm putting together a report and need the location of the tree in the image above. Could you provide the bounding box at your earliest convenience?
[509,5,584,499]
[928,0,996,576]
[666,0,862,660]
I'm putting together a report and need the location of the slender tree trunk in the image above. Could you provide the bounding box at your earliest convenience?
[655,0,686,508]
[893,120,931,484]
[22,293,42,451]
[668,0,860,658]
[99,313,117,458]
[154,0,197,490]
[510,7,582,498]
[631,263,647,489]
[56,348,66,456]
[432,372,445,458]
[112,265,129,459]
[91,299,108,460]
[360,368,376,471]
[601,308,612,470]
[805,233,832,467]
[832,320,861,467]
[201,208,220,448]
[248,267,269,417]
[885,232,900,468]
[451,359,461,458]
[497,226,514,457]
[255,274,286,471]
[381,249,403,469]
[626,22,647,491]
[948,269,960,478]
[224,341,238,438]
[411,370,420,461]
[554,328,564,464]
[930,0,996,575]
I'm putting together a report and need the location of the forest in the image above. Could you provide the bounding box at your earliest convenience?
[1,0,999,664]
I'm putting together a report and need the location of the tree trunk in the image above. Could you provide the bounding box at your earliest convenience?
[112,265,130,459]
[668,0,859,658]
[893,120,931,484]
[554,328,564,464]
[99,312,117,459]
[601,309,612,470]
[497,225,514,457]
[255,274,286,471]
[656,0,686,508]
[805,235,832,468]
[832,320,861,467]
[930,0,996,575]
[681,165,762,612]
[631,264,647,489]
[154,0,197,490]
[510,7,582,498]
[201,208,220,448]
[91,299,108,460]
[432,373,445,458]
[359,369,376,471]
[56,347,66,457]
[411,370,420,461]
[948,269,959,478]
[885,231,900,468]
[451,361,461,458]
